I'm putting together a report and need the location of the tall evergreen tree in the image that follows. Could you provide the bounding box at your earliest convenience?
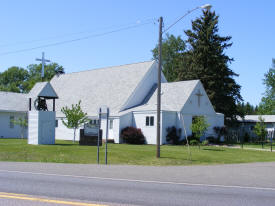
[236,102,258,116]
[178,10,242,124]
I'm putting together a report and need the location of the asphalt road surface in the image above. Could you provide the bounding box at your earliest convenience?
[0,162,275,206]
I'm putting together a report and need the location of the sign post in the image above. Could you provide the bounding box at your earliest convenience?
[271,130,274,152]
[99,106,109,165]
[97,108,102,164]
[105,108,109,165]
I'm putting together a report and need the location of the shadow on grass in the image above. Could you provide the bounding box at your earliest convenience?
[159,156,182,160]
[203,148,225,152]
[52,144,77,146]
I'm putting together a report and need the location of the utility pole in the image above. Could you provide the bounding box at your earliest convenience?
[36,52,50,81]
[156,16,163,158]
[155,4,211,159]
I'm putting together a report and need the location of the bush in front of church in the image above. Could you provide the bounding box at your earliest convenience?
[121,127,145,144]
[166,126,182,145]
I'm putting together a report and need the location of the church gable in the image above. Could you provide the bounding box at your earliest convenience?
[181,81,216,115]
[120,61,167,111]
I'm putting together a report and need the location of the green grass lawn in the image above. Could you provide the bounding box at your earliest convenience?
[1,139,275,165]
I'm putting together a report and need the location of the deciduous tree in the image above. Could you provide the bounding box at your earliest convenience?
[61,101,89,142]
[190,116,209,148]
[254,116,267,149]
[0,66,29,93]
[0,63,64,93]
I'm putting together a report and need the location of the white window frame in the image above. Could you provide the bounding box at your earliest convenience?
[145,116,154,127]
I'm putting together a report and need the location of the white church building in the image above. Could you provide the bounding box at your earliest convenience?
[0,60,224,144]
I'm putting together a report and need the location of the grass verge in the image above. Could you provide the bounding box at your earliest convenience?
[0,139,275,165]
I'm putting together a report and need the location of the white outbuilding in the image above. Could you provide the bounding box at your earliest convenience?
[0,60,224,144]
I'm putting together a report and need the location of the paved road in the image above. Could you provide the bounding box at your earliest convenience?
[0,162,275,205]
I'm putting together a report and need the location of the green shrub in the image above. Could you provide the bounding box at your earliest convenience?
[190,139,199,146]
[166,126,182,145]
[207,136,218,144]
[121,127,145,144]
[181,134,197,145]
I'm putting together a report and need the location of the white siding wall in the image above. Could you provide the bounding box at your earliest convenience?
[28,111,38,144]
[178,81,224,140]
[176,113,193,139]
[176,113,224,141]
[56,116,120,143]
[0,112,27,138]
[110,118,120,143]
[181,82,216,116]
[132,111,159,144]
[100,117,107,141]
[28,111,55,145]
[205,113,224,138]
[162,111,177,144]
[100,116,119,142]
[55,118,82,141]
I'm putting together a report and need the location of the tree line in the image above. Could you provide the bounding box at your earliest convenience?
[0,63,64,93]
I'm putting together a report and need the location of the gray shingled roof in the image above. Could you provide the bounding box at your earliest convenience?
[120,80,199,114]
[0,91,28,112]
[50,61,155,116]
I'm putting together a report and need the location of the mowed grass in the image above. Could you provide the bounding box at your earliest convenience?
[0,139,275,165]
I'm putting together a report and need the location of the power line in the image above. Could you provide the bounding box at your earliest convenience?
[0,18,156,48]
[0,19,156,56]
[163,7,200,33]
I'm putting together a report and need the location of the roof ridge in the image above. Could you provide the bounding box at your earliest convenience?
[57,60,155,76]
[162,79,199,84]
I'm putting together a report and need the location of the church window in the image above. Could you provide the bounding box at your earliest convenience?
[110,119,113,129]
[146,116,150,126]
[146,116,154,126]
[10,116,14,128]
[150,116,154,126]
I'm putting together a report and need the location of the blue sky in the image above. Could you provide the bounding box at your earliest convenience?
[0,0,274,106]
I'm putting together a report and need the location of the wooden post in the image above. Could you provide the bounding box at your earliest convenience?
[29,98,32,111]
[156,16,163,158]
[53,99,55,111]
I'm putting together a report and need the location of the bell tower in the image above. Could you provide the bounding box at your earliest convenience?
[28,82,58,145]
